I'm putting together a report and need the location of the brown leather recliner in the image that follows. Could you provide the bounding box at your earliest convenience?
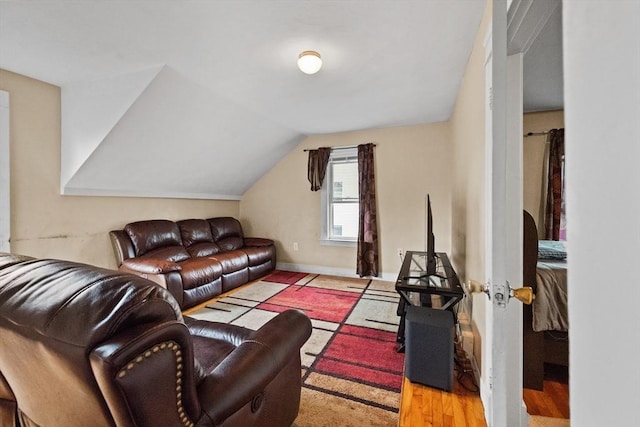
[0,253,311,427]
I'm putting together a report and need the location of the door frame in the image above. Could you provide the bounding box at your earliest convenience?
[0,90,9,253]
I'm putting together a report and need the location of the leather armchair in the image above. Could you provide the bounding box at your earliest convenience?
[0,253,311,427]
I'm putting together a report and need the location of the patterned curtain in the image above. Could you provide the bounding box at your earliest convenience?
[544,129,565,240]
[307,147,331,191]
[356,143,379,277]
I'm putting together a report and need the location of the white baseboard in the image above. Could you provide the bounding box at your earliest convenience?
[275,262,398,282]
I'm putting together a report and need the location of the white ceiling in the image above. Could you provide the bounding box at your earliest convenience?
[523,3,563,112]
[2,0,548,199]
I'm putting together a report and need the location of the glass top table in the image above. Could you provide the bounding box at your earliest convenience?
[396,251,463,307]
[395,251,463,348]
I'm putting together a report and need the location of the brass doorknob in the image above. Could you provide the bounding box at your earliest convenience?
[511,286,535,305]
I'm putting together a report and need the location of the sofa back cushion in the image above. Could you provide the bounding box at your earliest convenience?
[124,220,183,257]
[208,217,244,251]
[177,219,221,257]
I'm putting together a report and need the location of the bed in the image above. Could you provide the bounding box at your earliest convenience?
[523,211,569,390]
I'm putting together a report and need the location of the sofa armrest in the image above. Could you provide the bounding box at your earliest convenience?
[121,257,182,274]
[243,237,274,247]
[109,230,136,267]
[197,309,311,424]
[90,321,202,427]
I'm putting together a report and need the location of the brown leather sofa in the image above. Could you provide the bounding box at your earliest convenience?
[110,217,275,310]
[0,253,311,427]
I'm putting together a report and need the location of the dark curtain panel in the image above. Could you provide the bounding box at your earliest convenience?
[356,143,379,277]
[307,147,331,191]
[544,128,565,240]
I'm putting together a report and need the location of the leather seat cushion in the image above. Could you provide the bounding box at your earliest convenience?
[209,251,249,274]
[178,258,223,288]
[185,318,253,376]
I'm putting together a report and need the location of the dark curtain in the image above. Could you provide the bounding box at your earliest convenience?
[356,143,379,277]
[307,147,331,191]
[544,128,565,240]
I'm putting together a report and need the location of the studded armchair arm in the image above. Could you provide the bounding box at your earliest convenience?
[90,321,202,427]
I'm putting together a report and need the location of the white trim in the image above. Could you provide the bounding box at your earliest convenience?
[276,262,397,282]
[0,90,10,253]
[507,0,560,55]
[319,239,356,247]
[61,186,242,201]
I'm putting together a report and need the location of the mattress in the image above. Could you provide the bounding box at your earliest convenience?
[533,259,568,332]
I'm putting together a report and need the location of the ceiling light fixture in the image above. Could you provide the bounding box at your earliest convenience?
[297,50,322,74]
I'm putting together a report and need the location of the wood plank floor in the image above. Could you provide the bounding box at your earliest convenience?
[523,364,570,419]
[399,375,487,427]
[399,364,570,426]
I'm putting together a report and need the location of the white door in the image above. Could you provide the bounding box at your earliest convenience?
[482,2,527,424]
[0,90,9,253]
[482,1,561,425]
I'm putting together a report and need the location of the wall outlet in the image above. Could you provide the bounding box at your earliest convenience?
[397,248,403,258]
[293,242,299,251]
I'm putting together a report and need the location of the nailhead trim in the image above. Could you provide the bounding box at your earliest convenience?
[117,340,195,427]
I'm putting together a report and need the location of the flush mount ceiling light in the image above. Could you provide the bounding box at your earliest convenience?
[297,50,322,74]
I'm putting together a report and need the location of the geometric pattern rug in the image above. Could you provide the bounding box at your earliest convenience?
[188,270,404,426]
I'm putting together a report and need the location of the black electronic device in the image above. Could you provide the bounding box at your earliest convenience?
[403,194,444,281]
[425,194,437,276]
[404,305,455,391]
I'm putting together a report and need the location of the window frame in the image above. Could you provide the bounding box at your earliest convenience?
[320,148,358,246]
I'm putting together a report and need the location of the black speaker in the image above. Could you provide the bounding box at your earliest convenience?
[404,305,454,391]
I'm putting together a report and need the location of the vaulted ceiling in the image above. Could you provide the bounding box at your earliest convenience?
[0,1,558,200]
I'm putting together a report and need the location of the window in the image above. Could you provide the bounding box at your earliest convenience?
[321,148,358,244]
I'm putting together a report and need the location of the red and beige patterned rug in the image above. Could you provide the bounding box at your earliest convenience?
[189,270,403,426]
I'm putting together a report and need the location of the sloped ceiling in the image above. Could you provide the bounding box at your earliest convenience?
[0,1,487,199]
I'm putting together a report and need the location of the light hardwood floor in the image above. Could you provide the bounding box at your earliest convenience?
[399,364,570,426]
[398,376,487,427]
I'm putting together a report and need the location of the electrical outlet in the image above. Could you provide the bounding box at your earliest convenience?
[397,248,403,258]
[293,242,299,251]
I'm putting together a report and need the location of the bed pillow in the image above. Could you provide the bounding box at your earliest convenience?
[538,240,567,260]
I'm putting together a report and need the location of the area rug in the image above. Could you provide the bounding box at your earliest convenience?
[262,269,311,285]
[188,271,403,426]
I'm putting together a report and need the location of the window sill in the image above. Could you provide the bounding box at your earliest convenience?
[320,239,357,247]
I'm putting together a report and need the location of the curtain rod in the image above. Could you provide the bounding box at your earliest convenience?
[523,131,549,138]
[303,144,376,152]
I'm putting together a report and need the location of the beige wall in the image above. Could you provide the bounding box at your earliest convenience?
[0,69,239,269]
[240,123,453,279]
[523,109,564,237]
[449,0,491,373]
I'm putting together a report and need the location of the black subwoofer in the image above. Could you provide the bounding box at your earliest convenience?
[404,305,454,391]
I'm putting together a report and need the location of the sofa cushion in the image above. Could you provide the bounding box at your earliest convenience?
[208,217,244,251]
[124,220,182,257]
[209,251,249,274]
[178,219,214,247]
[186,242,220,258]
[178,258,223,289]
[142,246,190,263]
